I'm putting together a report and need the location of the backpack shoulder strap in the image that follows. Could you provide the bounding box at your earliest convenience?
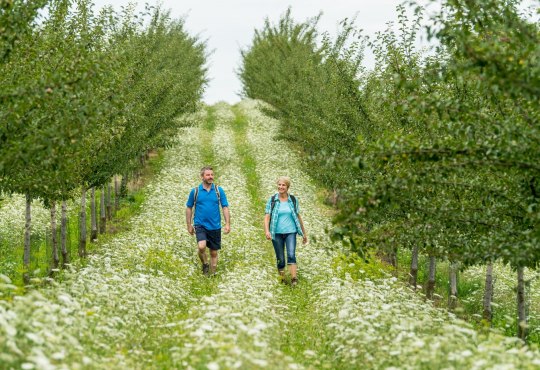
[269,193,278,223]
[193,186,199,205]
[191,186,199,223]
[214,184,221,205]
[289,194,298,214]
[270,193,278,211]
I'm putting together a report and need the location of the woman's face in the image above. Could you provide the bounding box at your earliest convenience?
[277,181,288,194]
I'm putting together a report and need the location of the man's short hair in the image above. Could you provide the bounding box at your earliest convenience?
[200,166,213,176]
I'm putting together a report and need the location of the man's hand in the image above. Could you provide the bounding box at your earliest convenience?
[186,207,194,235]
[223,207,231,234]
[265,231,271,240]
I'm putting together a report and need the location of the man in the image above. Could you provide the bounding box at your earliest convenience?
[186,166,230,275]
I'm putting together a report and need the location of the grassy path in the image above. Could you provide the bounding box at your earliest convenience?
[1,101,540,369]
[234,101,341,368]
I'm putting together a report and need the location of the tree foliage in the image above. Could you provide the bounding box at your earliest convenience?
[239,8,367,189]
[0,0,207,202]
[240,0,540,271]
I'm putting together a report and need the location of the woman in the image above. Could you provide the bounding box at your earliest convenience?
[264,176,307,286]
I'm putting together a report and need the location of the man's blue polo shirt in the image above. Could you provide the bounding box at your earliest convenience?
[186,184,228,230]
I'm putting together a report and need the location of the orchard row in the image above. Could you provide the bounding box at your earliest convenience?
[0,0,207,280]
[239,1,540,340]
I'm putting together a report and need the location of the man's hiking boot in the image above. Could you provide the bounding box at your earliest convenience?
[291,277,298,287]
[202,263,210,276]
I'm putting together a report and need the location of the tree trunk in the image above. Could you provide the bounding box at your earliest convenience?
[79,187,87,258]
[61,201,69,267]
[50,201,59,271]
[120,173,128,197]
[90,187,97,241]
[517,266,528,341]
[378,247,397,271]
[23,194,32,284]
[426,255,436,300]
[409,245,419,289]
[136,153,145,182]
[114,175,120,212]
[100,185,106,234]
[483,262,494,322]
[448,262,458,310]
[391,246,398,271]
[106,182,112,221]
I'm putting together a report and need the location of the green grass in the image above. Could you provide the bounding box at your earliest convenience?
[227,104,349,368]
[231,105,264,215]
[276,278,337,368]
[200,106,217,167]
[121,105,271,367]
[332,252,395,281]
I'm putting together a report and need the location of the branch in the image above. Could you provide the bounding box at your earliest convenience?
[421,178,527,214]
[0,77,84,104]
[378,147,540,172]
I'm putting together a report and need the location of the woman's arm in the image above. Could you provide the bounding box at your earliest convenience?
[297,214,308,244]
[264,214,271,240]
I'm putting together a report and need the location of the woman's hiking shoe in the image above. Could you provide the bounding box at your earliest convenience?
[202,263,210,276]
[291,277,298,287]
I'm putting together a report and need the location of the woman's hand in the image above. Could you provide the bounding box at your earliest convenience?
[265,231,271,240]
[302,235,308,245]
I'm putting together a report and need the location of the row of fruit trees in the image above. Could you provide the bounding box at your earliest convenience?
[0,0,207,282]
[239,0,539,341]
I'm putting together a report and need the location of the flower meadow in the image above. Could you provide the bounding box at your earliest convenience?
[0,195,52,278]
[461,263,540,340]
[0,101,539,369]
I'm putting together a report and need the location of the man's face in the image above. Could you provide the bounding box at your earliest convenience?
[202,170,214,185]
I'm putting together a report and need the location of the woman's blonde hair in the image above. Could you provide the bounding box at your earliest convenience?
[276,176,291,189]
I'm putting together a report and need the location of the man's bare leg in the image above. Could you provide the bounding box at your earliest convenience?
[198,240,208,264]
[210,249,218,275]
[198,241,210,275]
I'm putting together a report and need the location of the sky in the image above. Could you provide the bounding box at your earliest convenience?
[90,1,434,104]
